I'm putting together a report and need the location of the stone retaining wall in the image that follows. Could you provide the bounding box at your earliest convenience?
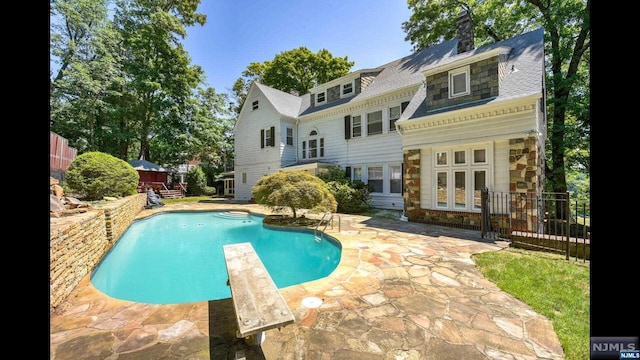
[50,193,147,311]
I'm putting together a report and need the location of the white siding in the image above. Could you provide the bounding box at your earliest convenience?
[280,122,297,166]
[493,140,510,193]
[234,90,285,201]
[419,148,433,208]
[402,107,538,149]
[297,105,406,210]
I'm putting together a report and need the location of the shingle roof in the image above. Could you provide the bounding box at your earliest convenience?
[403,27,545,121]
[256,27,545,120]
[128,160,169,172]
[255,82,302,119]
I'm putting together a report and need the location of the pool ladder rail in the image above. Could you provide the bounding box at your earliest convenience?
[314,212,340,242]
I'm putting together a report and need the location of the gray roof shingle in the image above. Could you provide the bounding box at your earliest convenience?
[255,27,544,121]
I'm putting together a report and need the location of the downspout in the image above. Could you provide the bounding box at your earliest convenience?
[295,118,300,163]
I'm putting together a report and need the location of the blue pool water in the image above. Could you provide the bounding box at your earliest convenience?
[90,211,342,304]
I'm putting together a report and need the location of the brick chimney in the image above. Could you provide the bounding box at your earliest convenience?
[456,10,474,54]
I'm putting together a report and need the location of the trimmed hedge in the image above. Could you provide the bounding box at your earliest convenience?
[66,152,139,201]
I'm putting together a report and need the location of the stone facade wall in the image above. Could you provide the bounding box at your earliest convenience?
[425,56,499,111]
[327,84,341,103]
[403,149,421,214]
[402,136,543,229]
[509,136,540,192]
[50,193,147,311]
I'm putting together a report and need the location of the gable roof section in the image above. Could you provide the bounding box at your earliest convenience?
[245,27,544,122]
[299,39,458,117]
[255,82,302,119]
[402,27,545,121]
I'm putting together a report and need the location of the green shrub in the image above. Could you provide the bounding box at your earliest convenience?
[253,171,337,218]
[318,165,373,214]
[66,152,139,201]
[204,186,216,196]
[327,180,373,213]
[186,166,207,196]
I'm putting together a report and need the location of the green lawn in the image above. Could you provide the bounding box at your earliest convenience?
[472,248,590,360]
[161,195,214,204]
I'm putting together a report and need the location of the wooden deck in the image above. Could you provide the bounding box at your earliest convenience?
[222,242,295,342]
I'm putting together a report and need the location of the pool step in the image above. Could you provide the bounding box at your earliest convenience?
[213,211,252,220]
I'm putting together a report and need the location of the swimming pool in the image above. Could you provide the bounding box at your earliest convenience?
[90,211,342,304]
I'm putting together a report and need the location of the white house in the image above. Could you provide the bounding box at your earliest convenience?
[233,11,546,224]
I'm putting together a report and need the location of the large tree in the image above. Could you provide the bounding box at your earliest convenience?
[50,0,124,153]
[112,0,207,162]
[231,47,354,115]
[402,0,590,195]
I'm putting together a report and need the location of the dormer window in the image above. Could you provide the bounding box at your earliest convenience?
[316,92,326,104]
[449,66,470,98]
[341,82,353,97]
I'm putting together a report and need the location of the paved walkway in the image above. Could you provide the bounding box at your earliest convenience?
[50,202,564,359]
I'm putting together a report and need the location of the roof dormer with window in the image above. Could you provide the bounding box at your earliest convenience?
[422,47,510,112]
[309,69,382,108]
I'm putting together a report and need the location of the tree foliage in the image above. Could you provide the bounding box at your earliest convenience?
[252,171,337,218]
[50,0,234,175]
[402,0,590,194]
[186,165,207,196]
[231,47,354,115]
[66,151,139,200]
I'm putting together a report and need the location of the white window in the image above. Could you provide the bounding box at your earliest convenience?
[309,139,318,158]
[307,129,324,159]
[264,128,272,146]
[389,105,401,132]
[473,148,487,164]
[352,166,362,182]
[454,171,466,209]
[449,66,470,98]
[454,150,466,165]
[341,81,354,97]
[436,151,447,166]
[352,115,361,138]
[316,91,326,104]
[286,127,293,145]
[473,170,486,210]
[367,166,383,193]
[252,100,259,110]
[390,165,402,193]
[436,171,448,208]
[367,110,382,136]
[433,145,490,211]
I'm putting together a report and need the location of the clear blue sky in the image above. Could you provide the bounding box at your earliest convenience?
[181,0,414,94]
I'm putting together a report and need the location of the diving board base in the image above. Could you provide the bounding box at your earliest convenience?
[222,242,295,345]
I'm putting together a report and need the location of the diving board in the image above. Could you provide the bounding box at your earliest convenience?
[222,242,295,345]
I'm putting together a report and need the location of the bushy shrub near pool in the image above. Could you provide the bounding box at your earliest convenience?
[66,152,139,201]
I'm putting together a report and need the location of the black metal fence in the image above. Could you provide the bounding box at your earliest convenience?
[480,190,590,262]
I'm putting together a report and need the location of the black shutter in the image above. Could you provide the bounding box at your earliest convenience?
[270,126,275,146]
[401,101,409,112]
[345,166,351,178]
[260,129,264,148]
[344,115,351,139]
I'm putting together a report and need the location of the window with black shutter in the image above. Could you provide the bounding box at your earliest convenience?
[260,129,264,148]
[270,126,275,146]
[344,115,351,139]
